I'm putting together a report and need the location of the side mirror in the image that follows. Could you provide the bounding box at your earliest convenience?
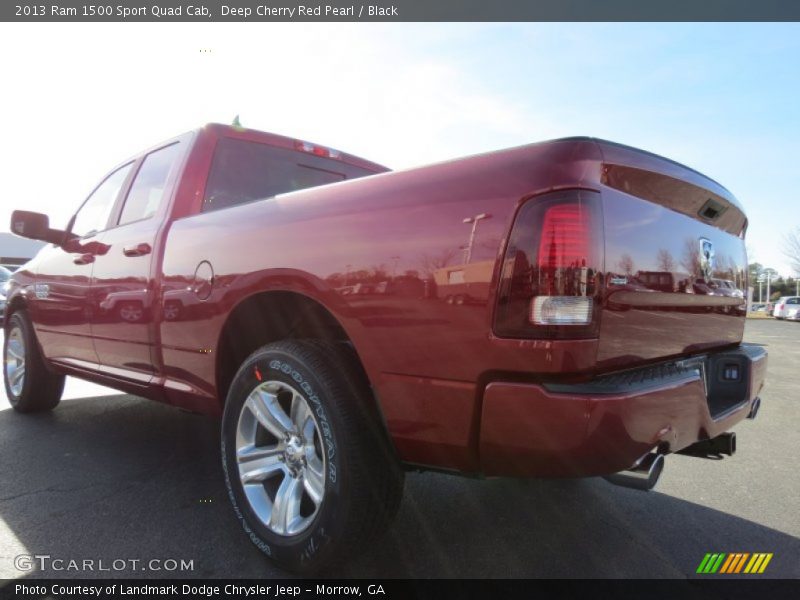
[10,210,68,245]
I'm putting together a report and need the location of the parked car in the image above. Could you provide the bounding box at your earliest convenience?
[4,125,766,573]
[772,296,800,319]
[0,266,12,321]
[786,307,800,321]
[711,278,744,298]
[749,303,766,312]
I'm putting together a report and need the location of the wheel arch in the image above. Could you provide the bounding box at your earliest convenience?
[214,289,377,414]
[4,294,28,326]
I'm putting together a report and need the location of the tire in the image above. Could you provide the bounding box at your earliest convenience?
[3,311,65,413]
[221,339,404,574]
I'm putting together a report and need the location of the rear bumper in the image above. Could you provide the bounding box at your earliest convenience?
[479,343,767,477]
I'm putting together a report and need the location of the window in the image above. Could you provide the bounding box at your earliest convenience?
[71,163,133,238]
[202,137,374,213]
[118,143,182,226]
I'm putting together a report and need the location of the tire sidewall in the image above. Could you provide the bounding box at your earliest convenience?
[3,313,30,408]
[221,346,347,572]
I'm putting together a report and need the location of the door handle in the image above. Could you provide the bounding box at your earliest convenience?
[73,253,95,265]
[123,243,152,257]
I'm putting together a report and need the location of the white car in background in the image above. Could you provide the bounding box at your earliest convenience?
[786,306,800,321]
[773,296,800,319]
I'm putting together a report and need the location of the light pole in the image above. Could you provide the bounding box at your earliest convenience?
[766,269,772,305]
[462,213,491,264]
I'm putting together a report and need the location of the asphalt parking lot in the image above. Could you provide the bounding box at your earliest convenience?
[0,319,798,580]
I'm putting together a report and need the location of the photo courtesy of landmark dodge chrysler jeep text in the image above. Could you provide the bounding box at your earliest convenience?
[4,124,766,573]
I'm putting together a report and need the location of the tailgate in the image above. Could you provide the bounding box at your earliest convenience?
[595,141,748,370]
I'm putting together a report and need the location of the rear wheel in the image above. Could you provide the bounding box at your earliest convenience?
[221,340,403,573]
[4,311,64,413]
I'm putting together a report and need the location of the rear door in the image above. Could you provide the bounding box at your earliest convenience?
[90,141,185,383]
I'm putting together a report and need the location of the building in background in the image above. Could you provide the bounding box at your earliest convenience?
[0,232,45,270]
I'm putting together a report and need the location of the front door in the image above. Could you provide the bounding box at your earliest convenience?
[33,163,134,367]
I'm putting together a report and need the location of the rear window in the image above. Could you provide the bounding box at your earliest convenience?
[202,137,375,213]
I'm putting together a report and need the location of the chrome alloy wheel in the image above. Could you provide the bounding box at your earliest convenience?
[119,303,143,322]
[5,326,26,397]
[235,380,326,537]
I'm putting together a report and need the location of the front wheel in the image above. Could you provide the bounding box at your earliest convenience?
[221,340,403,574]
[3,311,64,413]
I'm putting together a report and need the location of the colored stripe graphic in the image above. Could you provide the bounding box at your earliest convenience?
[699,552,773,574]
[697,554,713,573]
[720,554,736,573]
[734,553,750,573]
[710,553,726,573]
[720,553,737,573]
[745,554,761,573]
[758,553,773,573]
[701,554,719,573]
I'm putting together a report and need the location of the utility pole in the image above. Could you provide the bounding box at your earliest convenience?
[766,270,772,305]
[462,213,491,264]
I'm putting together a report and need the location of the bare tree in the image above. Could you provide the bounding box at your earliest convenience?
[419,248,459,277]
[369,264,388,282]
[783,227,800,275]
[617,253,635,276]
[656,248,675,272]
[681,237,700,276]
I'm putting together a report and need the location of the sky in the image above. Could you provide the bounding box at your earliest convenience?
[0,22,798,275]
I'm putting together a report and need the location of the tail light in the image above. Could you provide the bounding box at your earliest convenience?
[494,190,603,339]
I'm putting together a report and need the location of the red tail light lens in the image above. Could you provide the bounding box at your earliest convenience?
[539,204,590,271]
[494,190,602,339]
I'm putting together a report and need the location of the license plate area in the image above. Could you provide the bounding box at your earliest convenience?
[705,351,751,418]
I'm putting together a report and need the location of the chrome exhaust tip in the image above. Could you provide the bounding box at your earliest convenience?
[604,453,665,492]
[747,397,761,420]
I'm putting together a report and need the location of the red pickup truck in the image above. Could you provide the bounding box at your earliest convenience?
[4,124,766,573]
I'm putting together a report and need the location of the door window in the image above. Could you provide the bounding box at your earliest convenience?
[70,164,134,238]
[118,143,182,226]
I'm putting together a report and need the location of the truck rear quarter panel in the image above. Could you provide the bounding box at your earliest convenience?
[158,134,748,474]
[159,138,603,471]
